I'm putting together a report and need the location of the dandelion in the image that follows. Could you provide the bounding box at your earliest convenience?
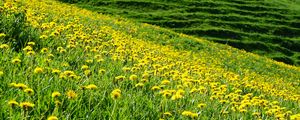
[0,33,6,37]
[115,76,125,81]
[47,116,58,120]
[135,83,144,88]
[163,112,172,117]
[12,83,28,90]
[84,70,91,76]
[111,89,121,100]
[52,91,61,98]
[129,74,138,81]
[197,103,206,108]
[0,44,9,49]
[161,80,170,85]
[182,111,198,118]
[40,35,48,39]
[24,88,34,95]
[34,67,44,74]
[98,69,106,75]
[81,65,89,70]
[23,46,33,52]
[19,102,35,109]
[11,58,21,64]
[8,100,19,107]
[40,48,48,53]
[27,42,35,46]
[27,51,36,56]
[52,69,61,74]
[0,71,3,76]
[151,86,161,91]
[82,84,97,90]
[122,67,131,72]
[66,90,77,99]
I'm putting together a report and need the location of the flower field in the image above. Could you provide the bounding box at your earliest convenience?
[0,0,300,119]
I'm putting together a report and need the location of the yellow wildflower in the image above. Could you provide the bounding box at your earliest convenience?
[47,116,58,120]
[24,88,34,95]
[111,89,121,100]
[0,71,3,76]
[82,84,97,90]
[135,83,144,87]
[0,33,6,37]
[151,86,161,91]
[66,90,77,99]
[197,103,206,108]
[27,42,35,46]
[129,74,138,81]
[52,91,61,98]
[163,112,172,117]
[19,102,35,109]
[8,100,19,107]
[34,67,44,74]
[11,58,21,64]
[0,44,9,49]
[161,80,170,85]
[115,76,125,81]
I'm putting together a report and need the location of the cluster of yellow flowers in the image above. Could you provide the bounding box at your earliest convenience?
[1,0,300,119]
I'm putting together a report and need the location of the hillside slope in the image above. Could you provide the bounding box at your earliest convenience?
[61,0,300,66]
[0,0,300,119]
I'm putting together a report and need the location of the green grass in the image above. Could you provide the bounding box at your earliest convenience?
[59,0,300,66]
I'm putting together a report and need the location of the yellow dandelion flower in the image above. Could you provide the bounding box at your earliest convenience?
[135,83,144,87]
[0,44,9,49]
[19,102,35,109]
[122,67,131,72]
[11,58,21,64]
[197,103,206,108]
[34,67,44,74]
[24,88,34,95]
[8,100,19,107]
[111,89,121,100]
[47,116,58,120]
[23,46,33,52]
[82,84,97,90]
[0,71,3,76]
[84,70,91,76]
[52,69,61,74]
[98,69,106,75]
[151,86,161,91]
[13,83,28,90]
[40,35,48,39]
[163,112,172,117]
[142,73,149,79]
[252,112,261,117]
[40,48,48,53]
[52,91,61,98]
[66,90,77,99]
[27,51,35,56]
[129,74,138,81]
[161,80,170,85]
[115,76,125,81]
[27,42,35,46]
[0,33,6,37]
[81,65,89,70]
[182,111,193,116]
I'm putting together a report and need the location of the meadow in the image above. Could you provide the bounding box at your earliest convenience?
[60,0,300,66]
[0,0,300,119]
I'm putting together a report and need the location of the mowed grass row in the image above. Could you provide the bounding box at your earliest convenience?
[61,0,300,66]
[1,0,300,119]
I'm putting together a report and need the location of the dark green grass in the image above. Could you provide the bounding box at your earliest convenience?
[59,0,300,66]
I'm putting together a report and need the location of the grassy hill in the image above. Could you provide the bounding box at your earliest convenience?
[60,0,300,66]
[0,0,300,119]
